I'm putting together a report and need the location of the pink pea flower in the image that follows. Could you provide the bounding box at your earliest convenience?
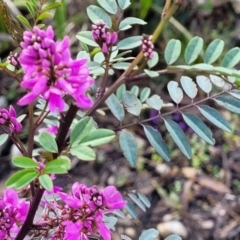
[0,106,22,133]
[92,20,118,54]
[0,189,29,239]
[102,186,127,210]
[55,183,126,240]
[18,26,94,112]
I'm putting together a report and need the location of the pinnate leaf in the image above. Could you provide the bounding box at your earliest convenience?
[215,96,240,114]
[196,75,212,93]
[221,47,240,68]
[167,81,183,104]
[144,69,159,78]
[39,174,53,191]
[79,129,115,146]
[182,113,215,145]
[87,5,112,27]
[97,0,118,14]
[70,117,93,146]
[125,201,137,218]
[140,87,151,102]
[117,0,131,9]
[198,105,232,132]
[146,95,163,110]
[119,17,147,31]
[147,51,159,68]
[139,228,159,240]
[76,31,99,47]
[122,92,142,116]
[39,132,58,153]
[204,39,224,64]
[164,119,192,159]
[164,39,181,65]
[117,36,142,50]
[12,156,38,168]
[143,125,170,162]
[70,146,96,161]
[14,171,38,189]
[6,169,36,187]
[164,235,182,240]
[128,193,146,211]
[137,193,151,208]
[119,131,138,167]
[105,94,125,121]
[180,76,198,99]
[185,36,203,64]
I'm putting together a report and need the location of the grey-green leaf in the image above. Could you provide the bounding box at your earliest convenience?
[167,81,183,104]
[198,105,232,132]
[39,132,58,153]
[119,131,138,166]
[137,193,151,208]
[229,89,240,100]
[185,36,203,64]
[140,87,151,102]
[209,74,225,88]
[0,133,8,146]
[146,95,163,110]
[125,201,137,218]
[164,39,181,65]
[97,0,118,14]
[87,5,112,27]
[116,84,126,100]
[144,69,159,78]
[164,119,192,159]
[221,47,240,68]
[204,39,224,64]
[119,17,147,31]
[147,51,159,68]
[117,0,131,9]
[182,113,215,145]
[117,36,142,50]
[215,96,240,114]
[196,75,212,93]
[139,229,159,240]
[70,117,93,146]
[180,76,198,99]
[76,31,99,47]
[143,125,170,162]
[122,91,142,116]
[128,193,146,211]
[130,86,139,96]
[164,234,182,240]
[105,94,125,121]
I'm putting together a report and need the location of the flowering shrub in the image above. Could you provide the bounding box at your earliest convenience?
[0,0,240,240]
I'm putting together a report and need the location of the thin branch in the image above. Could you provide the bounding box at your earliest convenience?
[117,90,225,130]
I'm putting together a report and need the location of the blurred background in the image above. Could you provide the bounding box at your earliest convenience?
[1,0,240,239]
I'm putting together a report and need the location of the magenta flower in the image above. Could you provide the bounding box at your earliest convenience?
[54,183,126,240]
[18,26,94,112]
[0,105,22,133]
[0,189,29,239]
[102,186,127,210]
[92,20,118,54]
